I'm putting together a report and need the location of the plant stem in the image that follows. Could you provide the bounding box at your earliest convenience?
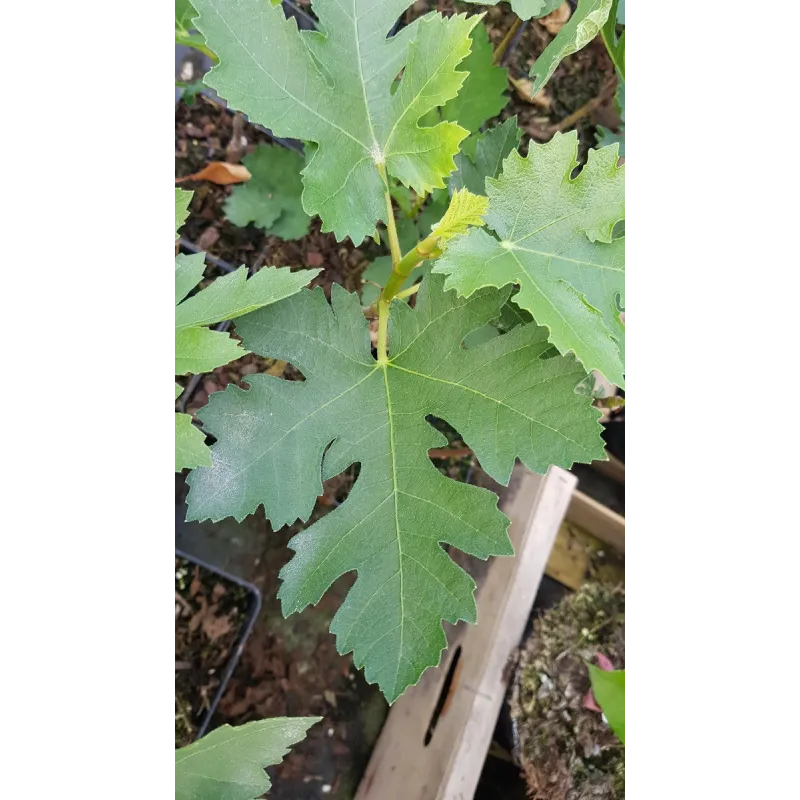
[493,17,522,66]
[377,163,402,264]
[376,298,390,364]
[374,168,442,361]
[395,283,421,301]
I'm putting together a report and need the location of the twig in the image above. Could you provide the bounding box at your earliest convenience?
[428,446,473,460]
[554,616,616,663]
[493,18,523,66]
[548,76,617,134]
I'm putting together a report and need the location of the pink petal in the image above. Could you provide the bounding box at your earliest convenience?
[596,652,614,671]
[583,689,602,712]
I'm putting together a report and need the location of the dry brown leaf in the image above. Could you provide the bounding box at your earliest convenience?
[540,2,572,35]
[509,77,552,111]
[201,607,233,642]
[265,359,287,377]
[175,162,252,185]
[197,225,220,250]
[189,567,202,599]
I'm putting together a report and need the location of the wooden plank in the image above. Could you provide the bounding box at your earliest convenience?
[591,452,625,484]
[355,465,577,800]
[545,521,592,590]
[566,489,625,553]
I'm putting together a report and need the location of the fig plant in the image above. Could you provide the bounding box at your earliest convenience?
[180,0,624,703]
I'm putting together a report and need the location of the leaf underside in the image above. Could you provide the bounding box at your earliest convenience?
[434,131,625,387]
[186,274,604,701]
[175,717,320,800]
[529,0,615,95]
[191,0,480,244]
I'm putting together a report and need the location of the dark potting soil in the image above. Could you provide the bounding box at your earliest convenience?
[175,556,251,748]
[176,96,375,299]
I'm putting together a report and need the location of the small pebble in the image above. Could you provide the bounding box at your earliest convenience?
[321,785,332,794]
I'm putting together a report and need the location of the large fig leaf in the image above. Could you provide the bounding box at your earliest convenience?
[186,274,604,700]
[433,132,624,387]
[190,0,481,244]
[175,717,319,800]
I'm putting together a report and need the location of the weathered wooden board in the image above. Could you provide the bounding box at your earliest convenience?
[355,465,577,800]
[566,489,625,553]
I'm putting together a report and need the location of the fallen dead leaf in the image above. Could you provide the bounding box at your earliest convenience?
[540,2,571,35]
[175,161,252,185]
[211,582,227,602]
[189,567,202,599]
[197,225,220,250]
[201,608,233,642]
[265,359,287,377]
[509,77,553,112]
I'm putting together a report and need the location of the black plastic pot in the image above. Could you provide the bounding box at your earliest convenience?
[175,547,262,740]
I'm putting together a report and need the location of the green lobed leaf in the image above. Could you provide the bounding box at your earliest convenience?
[224,145,311,240]
[185,274,604,700]
[462,0,562,21]
[176,264,320,328]
[175,252,207,305]
[587,665,625,743]
[176,412,212,471]
[175,717,320,800]
[416,189,451,238]
[191,0,481,244]
[175,187,193,239]
[176,326,247,375]
[439,25,508,134]
[174,246,319,375]
[529,0,614,95]
[433,131,624,387]
[176,0,218,61]
[450,117,522,196]
[428,188,488,245]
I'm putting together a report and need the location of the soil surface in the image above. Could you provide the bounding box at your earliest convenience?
[510,583,625,800]
[175,557,252,747]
